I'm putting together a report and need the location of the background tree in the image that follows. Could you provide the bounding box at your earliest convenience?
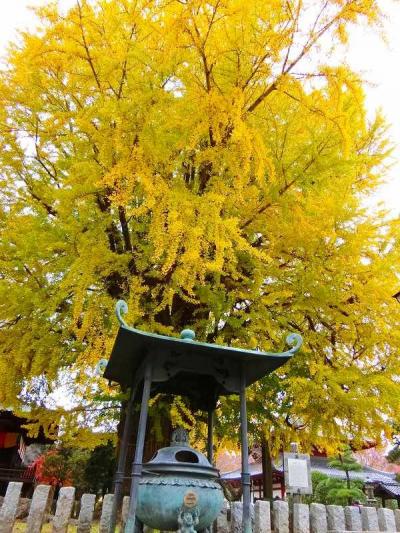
[386,425,400,465]
[354,445,400,474]
[328,447,364,505]
[34,442,116,495]
[388,447,400,464]
[0,0,399,452]
[311,473,365,506]
[83,441,117,495]
[33,447,88,489]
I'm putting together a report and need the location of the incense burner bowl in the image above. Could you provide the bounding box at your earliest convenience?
[136,432,224,531]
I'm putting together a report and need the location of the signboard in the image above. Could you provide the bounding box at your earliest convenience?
[284,452,312,495]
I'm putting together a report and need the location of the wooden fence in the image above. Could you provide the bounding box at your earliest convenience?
[0,467,35,483]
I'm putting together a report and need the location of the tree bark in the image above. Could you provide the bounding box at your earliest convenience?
[261,437,273,500]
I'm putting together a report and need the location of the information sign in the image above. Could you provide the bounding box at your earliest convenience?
[284,452,312,495]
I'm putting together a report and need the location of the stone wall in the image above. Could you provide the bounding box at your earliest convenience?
[1,480,400,532]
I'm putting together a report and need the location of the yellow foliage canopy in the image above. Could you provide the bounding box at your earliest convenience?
[0,0,399,451]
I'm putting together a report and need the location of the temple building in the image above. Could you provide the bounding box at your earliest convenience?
[220,452,400,505]
[0,410,53,496]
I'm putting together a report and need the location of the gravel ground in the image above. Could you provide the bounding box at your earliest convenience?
[13,523,102,532]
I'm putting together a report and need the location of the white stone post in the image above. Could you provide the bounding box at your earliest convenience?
[361,505,379,531]
[309,503,327,533]
[326,504,345,531]
[230,501,243,533]
[216,500,229,533]
[344,506,362,531]
[0,481,23,533]
[377,507,396,531]
[293,503,310,533]
[273,500,289,533]
[26,484,52,533]
[254,500,271,533]
[394,508,400,532]
[121,495,130,530]
[77,493,96,533]
[52,486,75,533]
[99,493,115,533]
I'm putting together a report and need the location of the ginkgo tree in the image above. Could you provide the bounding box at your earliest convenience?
[0,0,399,452]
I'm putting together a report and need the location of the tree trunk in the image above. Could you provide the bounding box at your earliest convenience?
[345,467,352,506]
[261,438,273,500]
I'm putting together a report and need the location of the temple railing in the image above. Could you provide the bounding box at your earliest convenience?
[0,466,35,483]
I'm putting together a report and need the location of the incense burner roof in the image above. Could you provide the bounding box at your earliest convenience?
[104,301,302,410]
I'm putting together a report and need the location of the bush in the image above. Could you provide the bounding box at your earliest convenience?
[304,471,366,506]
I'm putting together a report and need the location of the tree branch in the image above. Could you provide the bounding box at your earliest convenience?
[77,0,102,91]
[118,205,133,253]
[117,25,136,99]
[246,1,347,114]
[240,176,297,229]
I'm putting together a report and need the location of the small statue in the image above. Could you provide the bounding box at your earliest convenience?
[177,506,199,533]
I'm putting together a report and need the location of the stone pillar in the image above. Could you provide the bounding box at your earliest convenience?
[0,481,23,533]
[99,493,114,533]
[326,505,345,531]
[231,502,243,533]
[293,503,310,533]
[361,505,379,531]
[254,500,271,533]
[394,508,400,531]
[52,486,75,533]
[26,484,52,533]
[77,493,96,533]
[273,500,289,533]
[344,506,362,531]
[216,500,229,533]
[121,495,130,530]
[377,507,396,531]
[393,509,400,531]
[309,503,327,533]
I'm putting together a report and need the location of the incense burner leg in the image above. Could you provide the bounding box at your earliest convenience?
[240,369,251,533]
[207,410,214,464]
[110,388,137,532]
[125,359,152,533]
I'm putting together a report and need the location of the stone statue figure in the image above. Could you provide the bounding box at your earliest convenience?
[177,506,199,533]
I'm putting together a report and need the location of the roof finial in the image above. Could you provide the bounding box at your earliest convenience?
[171,427,189,447]
[116,300,129,328]
[180,329,196,341]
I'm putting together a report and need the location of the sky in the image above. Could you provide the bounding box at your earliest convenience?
[0,0,399,215]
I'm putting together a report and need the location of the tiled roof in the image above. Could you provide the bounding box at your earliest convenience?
[221,461,281,480]
[220,455,400,496]
[381,483,400,497]
[310,456,397,484]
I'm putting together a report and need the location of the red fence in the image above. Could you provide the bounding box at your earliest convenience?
[0,467,35,483]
